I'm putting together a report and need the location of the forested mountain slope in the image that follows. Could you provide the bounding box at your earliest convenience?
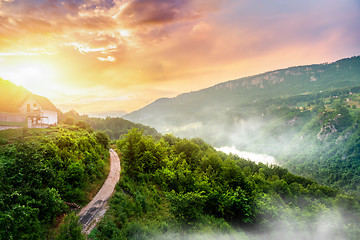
[123,56,360,195]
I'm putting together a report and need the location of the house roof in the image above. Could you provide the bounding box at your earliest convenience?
[18,94,59,112]
[0,78,59,113]
[33,95,58,111]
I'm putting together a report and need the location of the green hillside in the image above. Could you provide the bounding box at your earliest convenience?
[123,56,360,196]
[90,129,360,240]
[0,126,110,239]
[0,78,31,113]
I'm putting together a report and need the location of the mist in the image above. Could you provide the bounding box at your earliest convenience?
[215,146,277,165]
[149,209,351,240]
[246,210,347,240]
[161,114,303,163]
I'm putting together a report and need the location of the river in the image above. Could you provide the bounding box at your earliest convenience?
[215,146,277,165]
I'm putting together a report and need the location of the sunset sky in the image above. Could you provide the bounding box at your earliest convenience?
[0,0,359,115]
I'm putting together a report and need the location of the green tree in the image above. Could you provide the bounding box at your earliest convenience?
[95,131,110,149]
[76,120,92,132]
[168,190,207,225]
[116,129,144,178]
[63,117,76,125]
[0,205,42,240]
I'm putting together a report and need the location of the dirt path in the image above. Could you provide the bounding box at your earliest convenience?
[78,148,121,235]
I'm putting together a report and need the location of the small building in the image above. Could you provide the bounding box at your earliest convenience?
[0,92,59,130]
[18,94,58,128]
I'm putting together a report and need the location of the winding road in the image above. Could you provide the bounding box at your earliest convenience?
[78,149,121,235]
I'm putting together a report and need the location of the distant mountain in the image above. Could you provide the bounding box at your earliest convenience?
[125,56,360,135]
[87,111,127,119]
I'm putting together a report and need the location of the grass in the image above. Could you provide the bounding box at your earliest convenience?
[0,128,23,139]
[0,128,23,145]
[0,127,57,139]
[0,121,26,126]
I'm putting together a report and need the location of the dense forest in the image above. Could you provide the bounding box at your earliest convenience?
[0,126,110,239]
[221,87,360,195]
[273,91,360,194]
[89,129,360,240]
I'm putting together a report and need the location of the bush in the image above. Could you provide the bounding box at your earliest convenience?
[0,127,110,237]
[55,212,85,240]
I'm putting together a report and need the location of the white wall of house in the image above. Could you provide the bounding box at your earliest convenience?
[42,109,57,125]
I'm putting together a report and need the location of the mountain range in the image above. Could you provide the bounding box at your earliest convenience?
[124,56,360,137]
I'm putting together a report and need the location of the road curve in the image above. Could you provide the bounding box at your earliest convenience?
[78,148,121,235]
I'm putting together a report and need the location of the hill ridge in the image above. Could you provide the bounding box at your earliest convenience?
[174,56,360,98]
[124,55,360,126]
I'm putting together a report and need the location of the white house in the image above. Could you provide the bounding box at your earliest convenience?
[18,94,58,128]
[0,78,59,130]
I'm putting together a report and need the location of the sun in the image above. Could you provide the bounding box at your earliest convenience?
[0,59,61,97]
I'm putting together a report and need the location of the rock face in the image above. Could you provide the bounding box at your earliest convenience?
[317,114,343,140]
[215,71,285,90]
[317,123,337,140]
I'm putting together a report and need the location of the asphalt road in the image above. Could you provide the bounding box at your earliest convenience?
[78,148,121,235]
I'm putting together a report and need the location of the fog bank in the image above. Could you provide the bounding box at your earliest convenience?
[151,210,349,240]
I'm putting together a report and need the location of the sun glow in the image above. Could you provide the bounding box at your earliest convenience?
[119,30,131,37]
[0,59,62,97]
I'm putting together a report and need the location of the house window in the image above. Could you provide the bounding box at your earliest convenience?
[33,103,37,107]
[27,104,30,112]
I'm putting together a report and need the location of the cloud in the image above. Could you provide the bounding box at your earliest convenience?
[0,0,359,113]
[98,56,116,62]
[118,0,222,26]
[0,0,120,52]
[0,0,14,7]
[0,0,223,55]
[119,0,187,25]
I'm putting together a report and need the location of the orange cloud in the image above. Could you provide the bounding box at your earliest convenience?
[118,0,222,26]
[0,0,225,54]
